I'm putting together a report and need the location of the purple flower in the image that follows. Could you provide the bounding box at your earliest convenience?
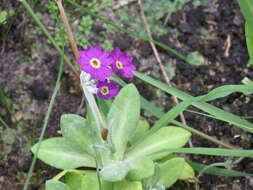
[77,45,113,81]
[97,81,119,100]
[110,48,136,78]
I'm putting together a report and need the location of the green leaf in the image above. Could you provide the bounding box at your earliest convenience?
[81,172,102,190]
[126,127,191,160]
[190,161,253,177]
[179,162,195,180]
[186,51,205,66]
[100,161,130,182]
[129,120,150,145]
[159,157,185,188]
[108,84,140,160]
[64,172,83,190]
[61,170,113,190]
[142,164,162,189]
[60,114,93,154]
[152,184,165,190]
[82,172,113,190]
[127,156,155,181]
[45,180,70,190]
[113,180,143,190]
[31,137,95,169]
[246,23,253,66]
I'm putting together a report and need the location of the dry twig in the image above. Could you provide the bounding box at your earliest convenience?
[224,35,231,58]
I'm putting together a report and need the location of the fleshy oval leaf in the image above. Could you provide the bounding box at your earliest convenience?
[100,161,130,182]
[45,180,70,190]
[60,114,94,154]
[113,180,143,190]
[31,137,95,169]
[179,162,195,180]
[126,127,191,160]
[159,157,185,188]
[129,120,150,145]
[127,156,155,181]
[108,84,140,160]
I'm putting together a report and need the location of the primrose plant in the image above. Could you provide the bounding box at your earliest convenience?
[32,46,194,190]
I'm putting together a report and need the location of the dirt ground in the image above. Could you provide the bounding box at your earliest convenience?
[1,0,253,189]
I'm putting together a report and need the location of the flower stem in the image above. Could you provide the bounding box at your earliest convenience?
[55,3,108,189]
[54,0,106,130]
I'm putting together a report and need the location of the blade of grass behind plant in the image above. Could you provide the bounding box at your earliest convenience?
[22,45,65,190]
[134,71,253,134]
[66,0,189,63]
[236,0,253,30]
[190,162,253,177]
[150,148,253,157]
[186,109,253,120]
[148,84,253,135]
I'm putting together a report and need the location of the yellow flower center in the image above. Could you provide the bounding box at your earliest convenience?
[101,86,109,95]
[90,58,101,68]
[116,61,123,69]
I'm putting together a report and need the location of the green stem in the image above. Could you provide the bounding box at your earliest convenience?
[22,46,65,190]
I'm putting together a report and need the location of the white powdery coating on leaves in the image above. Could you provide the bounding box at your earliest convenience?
[80,71,98,94]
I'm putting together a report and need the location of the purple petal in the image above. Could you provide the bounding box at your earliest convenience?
[86,45,103,58]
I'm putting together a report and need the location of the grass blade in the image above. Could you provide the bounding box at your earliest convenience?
[151,148,253,157]
[190,162,253,177]
[236,0,253,29]
[22,42,65,190]
[134,71,253,133]
[237,0,253,65]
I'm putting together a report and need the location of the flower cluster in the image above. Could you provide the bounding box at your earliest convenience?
[77,45,136,100]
